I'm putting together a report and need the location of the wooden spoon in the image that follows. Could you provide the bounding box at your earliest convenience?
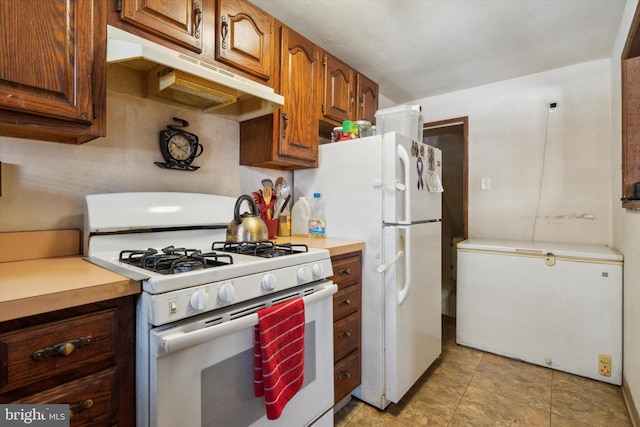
[262,186,272,219]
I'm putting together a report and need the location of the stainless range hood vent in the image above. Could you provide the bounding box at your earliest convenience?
[106,26,283,121]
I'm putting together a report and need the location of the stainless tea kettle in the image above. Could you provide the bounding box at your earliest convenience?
[226,195,268,242]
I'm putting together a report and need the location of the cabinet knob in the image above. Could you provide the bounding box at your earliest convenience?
[32,336,93,360]
[338,329,352,340]
[338,298,352,307]
[69,398,94,419]
[281,113,289,138]
[339,369,352,380]
[339,268,351,275]
[194,2,202,39]
[221,16,229,49]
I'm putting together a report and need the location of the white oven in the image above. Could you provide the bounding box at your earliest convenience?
[146,282,336,427]
[84,192,337,427]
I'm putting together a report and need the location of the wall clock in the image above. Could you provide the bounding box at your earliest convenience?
[155,117,203,171]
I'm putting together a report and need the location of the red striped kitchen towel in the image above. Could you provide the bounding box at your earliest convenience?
[253,297,305,420]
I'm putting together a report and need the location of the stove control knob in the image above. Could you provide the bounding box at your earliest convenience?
[262,273,277,291]
[189,289,209,311]
[218,283,236,303]
[297,266,310,283]
[312,263,324,278]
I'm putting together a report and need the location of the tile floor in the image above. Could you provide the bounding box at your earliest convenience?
[335,316,632,427]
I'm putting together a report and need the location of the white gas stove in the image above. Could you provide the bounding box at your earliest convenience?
[85,192,333,325]
[84,192,337,427]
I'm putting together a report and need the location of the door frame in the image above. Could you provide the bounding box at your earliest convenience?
[423,116,468,239]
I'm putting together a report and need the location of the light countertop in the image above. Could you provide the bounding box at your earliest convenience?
[0,256,140,322]
[0,230,363,322]
[273,236,365,257]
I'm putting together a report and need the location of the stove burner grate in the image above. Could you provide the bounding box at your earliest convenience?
[119,246,233,275]
[211,241,308,258]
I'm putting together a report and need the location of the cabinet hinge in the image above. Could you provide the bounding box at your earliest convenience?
[322,55,326,66]
[93,103,98,119]
[322,103,325,114]
[115,0,122,12]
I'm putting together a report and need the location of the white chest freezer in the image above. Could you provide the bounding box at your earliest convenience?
[456,239,623,385]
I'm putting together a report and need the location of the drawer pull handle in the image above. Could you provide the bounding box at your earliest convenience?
[32,336,93,360]
[339,268,352,275]
[338,329,352,340]
[339,369,352,380]
[338,298,352,306]
[69,398,93,419]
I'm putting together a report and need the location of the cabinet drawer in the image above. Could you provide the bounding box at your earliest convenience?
[333,311,361,361]
[0,309,117,392]
[334,349,361,404]
[12,367,118,427]
[330,255,361,289]
[333,285,361,321]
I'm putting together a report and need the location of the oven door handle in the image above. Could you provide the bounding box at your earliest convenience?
[159,283,337,354]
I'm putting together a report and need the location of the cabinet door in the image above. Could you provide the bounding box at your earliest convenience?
[0,0,106,144]
[216,0,273,80]
[356,73,379,124]
[121,0,204,53]
[322,54,354,124]
[278,27,322,163]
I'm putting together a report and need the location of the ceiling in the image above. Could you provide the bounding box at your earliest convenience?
[251,0,627,104]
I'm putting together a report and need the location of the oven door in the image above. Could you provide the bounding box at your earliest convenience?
[148,282,337,427]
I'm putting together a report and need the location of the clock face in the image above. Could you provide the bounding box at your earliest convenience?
[167,134,193,161]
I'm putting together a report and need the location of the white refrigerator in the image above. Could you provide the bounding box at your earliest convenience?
[295,132,442,409]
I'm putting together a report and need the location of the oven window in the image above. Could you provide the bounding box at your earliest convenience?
[200,322,317,426]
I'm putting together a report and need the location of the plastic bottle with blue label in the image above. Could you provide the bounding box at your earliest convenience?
[308,193,326,238]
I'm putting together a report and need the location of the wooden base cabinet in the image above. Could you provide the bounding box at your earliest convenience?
[330,251,362,404]
[0,296,136,426]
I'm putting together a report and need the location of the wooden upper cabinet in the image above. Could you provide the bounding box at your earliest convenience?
[356,73,379,124]
[0,0,106,144]
[239,25,321,169]
[120,0,204,53]
[216,0,273,80]
[322,54,355,125]
[278,27,322,162]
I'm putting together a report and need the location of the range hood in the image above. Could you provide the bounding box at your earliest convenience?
[106,26,283,122]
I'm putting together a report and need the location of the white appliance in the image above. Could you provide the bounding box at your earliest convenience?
[456,239,623,385]
[295,132,443,409]
[84,192,337,427]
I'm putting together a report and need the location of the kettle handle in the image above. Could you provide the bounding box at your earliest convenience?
[234,195,260,225]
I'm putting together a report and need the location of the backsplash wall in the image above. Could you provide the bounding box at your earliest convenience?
[0,91,288,232]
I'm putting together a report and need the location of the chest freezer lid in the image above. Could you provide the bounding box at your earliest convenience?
[457,239,623,262]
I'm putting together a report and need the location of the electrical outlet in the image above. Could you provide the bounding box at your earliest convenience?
[599,354,611,377]
[481,177,491,191]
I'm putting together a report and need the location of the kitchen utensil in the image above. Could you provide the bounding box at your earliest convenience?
[262,178,274,191]
[273,178,290,217]
[274,177,284,192]
[279,195,291,215]
[262,186,273,219]
[226,195,268,242]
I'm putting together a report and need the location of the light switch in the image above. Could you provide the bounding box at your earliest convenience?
[481,177,491,191]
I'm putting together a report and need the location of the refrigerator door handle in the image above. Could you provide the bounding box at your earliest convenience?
[397,144,411,222]
[397,229,411,305]
[376,250,404,273]
[373,179,407,192]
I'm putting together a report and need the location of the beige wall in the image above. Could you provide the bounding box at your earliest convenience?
[0,91,290,232]
[612,0,640,416]
[415,59,613,244]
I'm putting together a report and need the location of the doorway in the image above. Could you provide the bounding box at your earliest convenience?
[423,117,468,317]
